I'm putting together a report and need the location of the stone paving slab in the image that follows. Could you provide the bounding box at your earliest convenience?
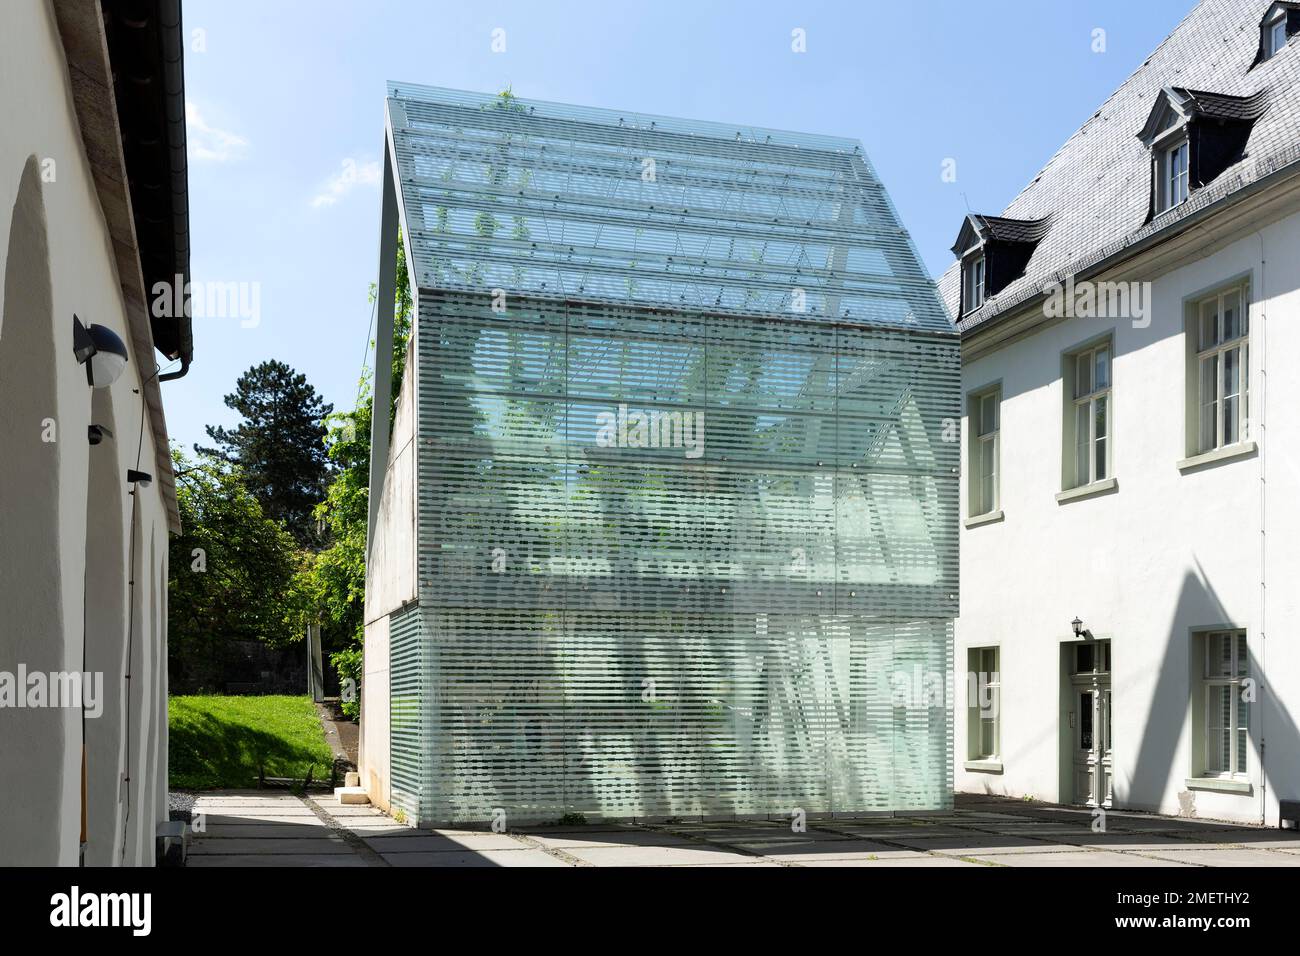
[187,853,371,867]
[382,849,573,868]
[196,824,331,839]
[664,827,844,843]
[526,830,697,849]
[561,844,760,866]
[196,812,324,825]
[183,790,1300,868]
[1062,833,1220,851]
[364,833,531,853]
[883,833,1065,854]
[740,840,922,862]
[1177,830,1300,848]
[190,836,351,855]
[309,804,389,816]
[968,850,1192,867]
[797,855,981,867]
[1139,847,1300,867]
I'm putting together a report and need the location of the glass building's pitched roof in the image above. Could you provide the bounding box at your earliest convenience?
[386,82,953,333]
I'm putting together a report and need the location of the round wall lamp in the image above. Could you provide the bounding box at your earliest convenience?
[72,314,128,388]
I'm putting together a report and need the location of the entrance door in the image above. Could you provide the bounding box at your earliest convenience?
[1069,641,1111,807]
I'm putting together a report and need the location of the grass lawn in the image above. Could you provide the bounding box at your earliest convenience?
[169,695,334,790]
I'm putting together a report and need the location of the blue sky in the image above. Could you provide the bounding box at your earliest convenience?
[173,0,1194,452]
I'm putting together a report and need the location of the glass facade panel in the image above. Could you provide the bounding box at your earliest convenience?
[383,84,957,823]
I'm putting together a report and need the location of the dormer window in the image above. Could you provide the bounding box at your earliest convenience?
[1267,11,1287,57]
[950,214,1051,318]
[1258,3,1299,62]
[964,255,985,313]
[1136,87,1268,221]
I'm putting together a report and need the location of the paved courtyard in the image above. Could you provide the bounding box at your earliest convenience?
[183,792,1300,867]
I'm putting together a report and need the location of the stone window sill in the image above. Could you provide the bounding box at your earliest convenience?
[1177,441,1257,473]
[964,760,1004,774]
[1055,477,1118,504]
[964,510,1004,529]
[1185,776,1252,795]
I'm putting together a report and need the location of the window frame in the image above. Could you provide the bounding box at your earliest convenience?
[963,253,986,314]
[967,645,1000,762]
[1199,631,1249,780]
[1193,284,1249,454]
[1265,11,1287,58]
[1067,342,1112,489]
[1156,135,1190,213]
[968,385,1000,518]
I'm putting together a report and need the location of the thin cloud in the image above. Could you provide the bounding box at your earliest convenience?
[311,158,381,208]
[186,101,249,163]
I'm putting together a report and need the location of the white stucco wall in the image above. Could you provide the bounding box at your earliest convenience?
[957,201,1300,825]
[0,0,172,865]
[360,351,417,811]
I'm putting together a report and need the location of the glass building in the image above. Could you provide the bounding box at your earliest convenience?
[362,83,959,825]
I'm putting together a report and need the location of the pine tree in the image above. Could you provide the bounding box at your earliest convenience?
[197,360,333,545]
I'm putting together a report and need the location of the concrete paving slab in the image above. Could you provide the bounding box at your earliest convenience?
[1062,833,1217,851]
[363,833,529,853]
[337,821,414,832]
[967,850,1192,867]
[795,855,981,867]
[382,849,573,867]
[563,844,759,866]
[197,813,326,825]
[1140,847,1300,866]
[666,827,843,843]
[189,836,351,855]
[196,824,331,839]
[189,806,317,816]
[1177,830,1300,848]
[884,834,1065,854]
[741,840,923,862]
[187,853,370,867]
[526,830,696,849]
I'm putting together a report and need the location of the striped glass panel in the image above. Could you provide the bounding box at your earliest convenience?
[388,605,424,820]
[388,85,958,825]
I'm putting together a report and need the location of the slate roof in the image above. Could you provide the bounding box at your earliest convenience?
[1179,86,1272,120]
[941,0,1300,335]
[951,213,1054,256]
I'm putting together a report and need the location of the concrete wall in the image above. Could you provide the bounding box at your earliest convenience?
[360,352,417,811]
[957,201,1300,825]
[0,0,172,865]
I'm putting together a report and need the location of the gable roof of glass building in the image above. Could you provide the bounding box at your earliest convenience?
[386,82,954,334]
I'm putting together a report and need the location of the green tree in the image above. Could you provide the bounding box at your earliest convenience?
[168,449,307,691]
[197,360,333,546]
[303,232,413,717]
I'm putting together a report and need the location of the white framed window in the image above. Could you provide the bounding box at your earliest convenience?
[1200,631,1249,778]
[1195,285,1249,453]
[969,387,999,516]
[1070,344,1110,487]
[1157,138,1190,212]
[964,255,985,313]
[967,646,1000,761]
[1266,11,1287,58]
